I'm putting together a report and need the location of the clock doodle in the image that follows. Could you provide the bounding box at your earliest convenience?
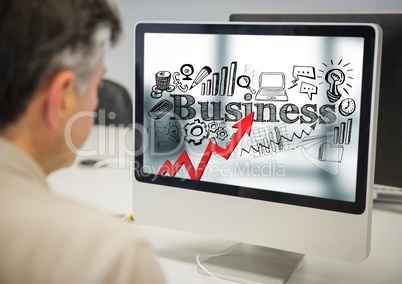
[339,98,356,116]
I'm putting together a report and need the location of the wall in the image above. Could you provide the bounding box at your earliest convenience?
[105,0,402,96]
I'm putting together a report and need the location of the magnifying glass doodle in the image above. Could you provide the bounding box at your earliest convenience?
[237,75,256,94]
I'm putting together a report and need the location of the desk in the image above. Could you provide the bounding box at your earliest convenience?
[48,126,402,284]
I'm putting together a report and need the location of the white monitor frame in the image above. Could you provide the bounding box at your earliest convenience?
[133,22,382,263]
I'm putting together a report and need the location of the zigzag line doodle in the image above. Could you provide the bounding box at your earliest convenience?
[158,113,254,181]
[241,123,317,156]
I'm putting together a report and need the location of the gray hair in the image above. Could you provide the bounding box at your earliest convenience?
[0,0,122,130]
[45,27,111,95]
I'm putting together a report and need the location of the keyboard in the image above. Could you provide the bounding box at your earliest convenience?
[255,88,288,101]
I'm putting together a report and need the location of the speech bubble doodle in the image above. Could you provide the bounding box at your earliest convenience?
[289,65,316,89]
[300,82,318,100]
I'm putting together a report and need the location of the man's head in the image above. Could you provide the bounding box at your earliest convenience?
[0,0,121,173]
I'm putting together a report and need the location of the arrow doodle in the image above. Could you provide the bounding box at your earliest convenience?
[158,113,255,180]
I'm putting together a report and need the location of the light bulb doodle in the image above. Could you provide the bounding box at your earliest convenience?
[325,68,345,103]
[318,59,354,103]
[168,124,181,143]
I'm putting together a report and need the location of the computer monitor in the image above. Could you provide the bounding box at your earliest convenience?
[230,12,402,201]
[133,22,381,283]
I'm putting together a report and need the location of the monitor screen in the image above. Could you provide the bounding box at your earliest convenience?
[260,73,285,88]
[133,22,381,268]
[135,22,378,214]
[230,13,402,197]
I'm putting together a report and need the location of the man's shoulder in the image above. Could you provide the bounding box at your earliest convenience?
[0,175,163,284]
[0,169,145,250]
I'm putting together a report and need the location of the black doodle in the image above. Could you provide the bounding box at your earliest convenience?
[148,99,173,120]
[146,57,358,170]
[300,82,318,100]
[216,127,229,141]
[165,121,182,143]
[148,121,170,150]
[212,73,220,96]
[244,93,252,101]
[219,67,228,95]
[180,64,194,80]
[243,123,316,157]
[325,69,345,103]
[227,61,237,96]
[201,79,212,96]
[237,75,256,94]
[287,65,318,100]
[148,120,184,153]
[318,59,354,103]
[151,71,175,98]
[207,121,220,133]
[203,61,238,97]
[338,98,356,116]
[190,66,212,90]
[170,93,337,124]
[318,143,344,163]
[184,119,209,145]
[172,72,188,92]
[333,119,353,145]
[288,66,316,90]
[255,72,288,101]
[207,121,228,140]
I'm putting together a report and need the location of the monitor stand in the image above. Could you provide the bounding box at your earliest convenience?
[197,243,304,284]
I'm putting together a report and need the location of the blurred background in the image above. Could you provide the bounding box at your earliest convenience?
[104,0,402,97]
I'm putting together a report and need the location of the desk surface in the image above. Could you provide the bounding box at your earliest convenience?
[48,126,402,284]
[137,204,402,284]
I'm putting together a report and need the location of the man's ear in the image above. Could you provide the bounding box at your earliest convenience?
[44,70,76,130]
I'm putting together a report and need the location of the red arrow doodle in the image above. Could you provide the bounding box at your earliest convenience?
[158,112,255,180]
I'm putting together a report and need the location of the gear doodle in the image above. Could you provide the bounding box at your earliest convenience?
[184,119,209,145]
[207,121,219,133]
[216,127,229,141]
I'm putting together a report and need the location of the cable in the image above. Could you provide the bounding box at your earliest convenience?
[195,244,238,284]
[196,254,224,284]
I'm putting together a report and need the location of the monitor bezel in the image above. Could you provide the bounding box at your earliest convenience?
[134,22,379,215]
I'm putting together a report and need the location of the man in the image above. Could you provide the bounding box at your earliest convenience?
[0,0,165,283]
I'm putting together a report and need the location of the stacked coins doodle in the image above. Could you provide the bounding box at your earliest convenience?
[155,71,171,91]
